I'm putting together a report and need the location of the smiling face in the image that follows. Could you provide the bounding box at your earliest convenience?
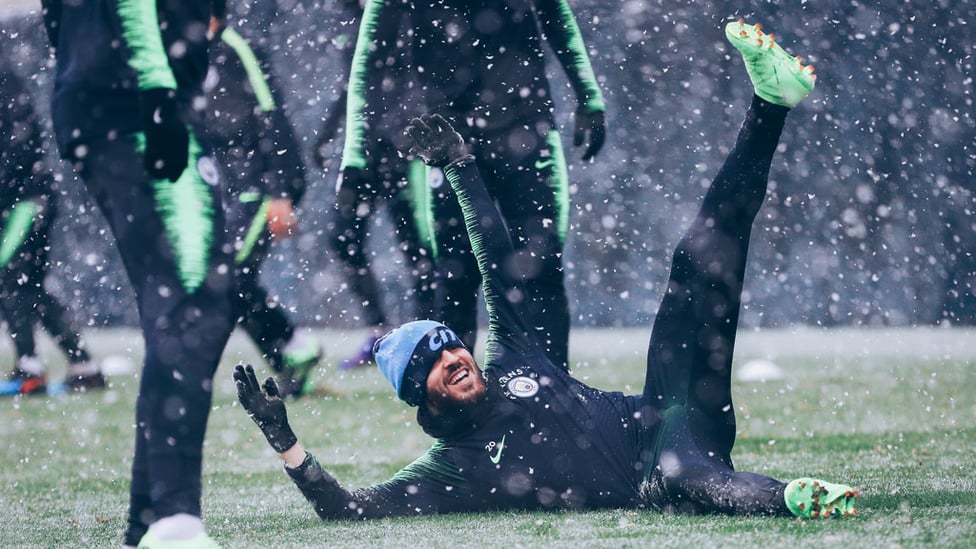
[424,347,487,414]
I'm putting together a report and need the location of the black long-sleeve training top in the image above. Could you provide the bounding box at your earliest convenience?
[1,59,51,213]
[205,25,307,204]
[42,0,211,158]
[286,159,649,519]
[341,0,605,170]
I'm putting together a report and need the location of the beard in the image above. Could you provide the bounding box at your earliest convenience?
[417,375,495,439]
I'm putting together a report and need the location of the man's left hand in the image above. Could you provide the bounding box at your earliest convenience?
[573,108,606,161]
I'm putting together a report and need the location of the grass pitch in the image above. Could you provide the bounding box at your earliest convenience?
[1,327,975,548]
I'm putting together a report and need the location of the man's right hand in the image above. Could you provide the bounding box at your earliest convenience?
[139,88,190,182]
[405,114,471,168]
[233,364,298,453]
[573,108,606,161]
[313,103,346,171]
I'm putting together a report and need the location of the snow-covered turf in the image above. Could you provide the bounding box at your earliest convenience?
[1,326,975,547]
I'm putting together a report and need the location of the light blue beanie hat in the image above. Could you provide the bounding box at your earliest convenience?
[373,320,465,407]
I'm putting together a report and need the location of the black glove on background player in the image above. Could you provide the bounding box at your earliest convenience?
[404,114,472,169]
[234,364,298,453]
[574,107,606,161]
[335,165,369,198]
[139,87,190,182]
[313,91,347,170]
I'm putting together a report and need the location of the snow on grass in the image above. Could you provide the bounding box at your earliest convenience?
[1,327,975,546]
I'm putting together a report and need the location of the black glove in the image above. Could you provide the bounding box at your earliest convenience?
[233,364,298,453]
[404,114,471,168]
[573,108,606,161]
[313,100,346,171]
[313,137,331,171]
[139,88,190,182]
[335,166,367,197]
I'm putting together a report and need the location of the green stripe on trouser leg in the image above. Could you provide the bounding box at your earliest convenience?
[136,131,217,293]
[0,200,39,267]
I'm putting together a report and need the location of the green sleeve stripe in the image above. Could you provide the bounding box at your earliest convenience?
[443,163,499,364]
[389,441,468,487]
[340,0,383,170]
[220,28,276,112]
[546,131,570,242]
[235,198,271,265]
[554,0,604,111]
[407,159,436,254]
[0,200,39,266]
[115,0,177,90]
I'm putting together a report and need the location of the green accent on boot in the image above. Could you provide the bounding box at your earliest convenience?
[725,20,816,108]
[278,339,322,398]
[285,342,322,368]
[784,477,859,519]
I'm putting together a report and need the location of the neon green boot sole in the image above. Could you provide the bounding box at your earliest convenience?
[725,19,816,108]
[785,477,859,518]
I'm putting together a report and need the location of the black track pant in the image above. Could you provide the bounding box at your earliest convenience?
[0,195,90,364]
[640,97,791,516]
[78,134,235,545]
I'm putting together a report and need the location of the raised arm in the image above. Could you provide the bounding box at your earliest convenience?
[534,0,606,160]
[233,364,466,520]
[404,115,541,362]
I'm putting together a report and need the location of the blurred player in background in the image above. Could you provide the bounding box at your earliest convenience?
[342,0,607,371]
[0,55,106,396]
[206,1,322,397]
[313,0,435,370]
[43,0,233,545]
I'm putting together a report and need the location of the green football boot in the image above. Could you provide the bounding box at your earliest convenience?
[784,477,859,518]
[277,333,323,399]
[725,19,816,108]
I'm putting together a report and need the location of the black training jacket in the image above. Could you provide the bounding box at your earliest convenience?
[341,0,605,170]
[286,159,647,519]
[1,58,52,213]
[42,0,212,158]
[205,25,307,204]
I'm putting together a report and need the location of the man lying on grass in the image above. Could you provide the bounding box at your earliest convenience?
[235,20,858,520]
